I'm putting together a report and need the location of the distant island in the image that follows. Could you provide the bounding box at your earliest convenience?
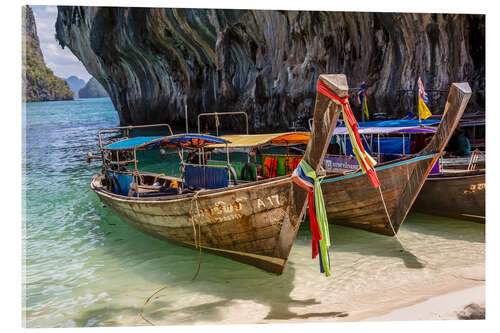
[22,6,73,102]
[79,78,108,98]
[65,76,86,96]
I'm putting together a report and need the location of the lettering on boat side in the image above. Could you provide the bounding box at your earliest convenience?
[193,197,247,223]
[464,183,485,195]
[257,195,281,209]
[192,194,283,223]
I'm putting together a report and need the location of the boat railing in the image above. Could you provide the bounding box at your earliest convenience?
[468,149,485,171]
[197,111,249,136]
[96,123,175,174]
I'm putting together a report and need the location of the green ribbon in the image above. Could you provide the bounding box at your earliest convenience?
[300,160,331,276]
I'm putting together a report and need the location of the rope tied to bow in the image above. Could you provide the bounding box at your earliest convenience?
[317,78,405,251]
[292,159,331,276]
[188,190,204,280]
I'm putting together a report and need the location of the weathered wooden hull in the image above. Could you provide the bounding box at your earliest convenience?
[322,154,437,236]
[92,174,305,274]
[412,170,485,222]
[321,82,472,236]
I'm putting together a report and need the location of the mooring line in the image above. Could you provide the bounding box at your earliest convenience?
[140,190,205,325]
[378,186,406,251]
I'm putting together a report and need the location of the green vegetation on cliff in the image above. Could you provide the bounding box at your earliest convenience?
[22,6,74,102]
[79,78,108,98]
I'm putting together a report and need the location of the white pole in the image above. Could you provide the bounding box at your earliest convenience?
[377,134,380,162]
[184,95,188,134]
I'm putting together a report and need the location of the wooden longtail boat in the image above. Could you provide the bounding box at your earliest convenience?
[413,168,485,222]
[320,82,472,236]
[90,74,347,275]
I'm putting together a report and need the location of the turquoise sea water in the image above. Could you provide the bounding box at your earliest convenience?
[23,98,485,327]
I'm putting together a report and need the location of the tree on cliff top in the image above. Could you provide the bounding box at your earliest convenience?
[22,6,74,102]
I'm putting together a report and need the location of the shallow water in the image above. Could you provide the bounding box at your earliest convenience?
[22,98,485,327]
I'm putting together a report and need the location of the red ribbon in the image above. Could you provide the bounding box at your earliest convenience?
[292,177,321,258]
[317,79,381,188]
[307,191,321,258]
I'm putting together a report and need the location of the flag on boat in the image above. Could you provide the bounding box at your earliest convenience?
[357,81,369,120]
[417,77,432,120]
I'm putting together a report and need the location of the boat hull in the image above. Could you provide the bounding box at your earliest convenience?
[92,174,307,274]
[322,154,437,236]
[321,81,472,236]
[412,170,485,222]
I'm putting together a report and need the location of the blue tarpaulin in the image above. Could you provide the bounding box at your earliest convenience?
[344,137,371,156]
[373,137,410,154]
[108,172,135,196]
[106,136,165,150]
[184,165,229,189]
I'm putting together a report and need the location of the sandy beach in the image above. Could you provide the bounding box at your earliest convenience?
[364,284,485,321]
[342,262,485,322]
[258,261,485,325]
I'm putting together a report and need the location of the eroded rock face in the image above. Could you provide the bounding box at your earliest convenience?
[23,6,74,102]
[55,7,484,131]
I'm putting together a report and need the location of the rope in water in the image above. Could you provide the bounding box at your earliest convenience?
[189,190,204,281]
[140,190,204,325]
[377,186,406,251]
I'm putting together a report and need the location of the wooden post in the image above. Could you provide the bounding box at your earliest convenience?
[416,76,421,126]
[390,82,472,232]
[276,74,347,260]
[421,83,472,154]
[134,149,137,170]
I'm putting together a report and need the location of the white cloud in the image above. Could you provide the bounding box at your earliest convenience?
[30,5,91,81]
[45,6,58,14]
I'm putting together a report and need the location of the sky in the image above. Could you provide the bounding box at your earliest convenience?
[31,5,92,81]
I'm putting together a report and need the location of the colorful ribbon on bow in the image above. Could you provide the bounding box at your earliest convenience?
[293,78,383,276]
[292,159,331,276]
[317,79,380,188]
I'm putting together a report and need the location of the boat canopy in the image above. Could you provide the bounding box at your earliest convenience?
[334,119,439,135]
[357,119,439,127]
[207,132,310,148]
[105,134,231,150]
[333,126,437,135]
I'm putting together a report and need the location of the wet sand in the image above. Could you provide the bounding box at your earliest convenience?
[260,262,485,324]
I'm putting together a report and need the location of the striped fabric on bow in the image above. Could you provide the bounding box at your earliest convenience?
[317,79,381,188]
[292,159,331,276]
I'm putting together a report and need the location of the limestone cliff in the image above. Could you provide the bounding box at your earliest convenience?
[65,75,86,95]
[22,6,74,102]
[55,7,484,130]
[79,77,108,98]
